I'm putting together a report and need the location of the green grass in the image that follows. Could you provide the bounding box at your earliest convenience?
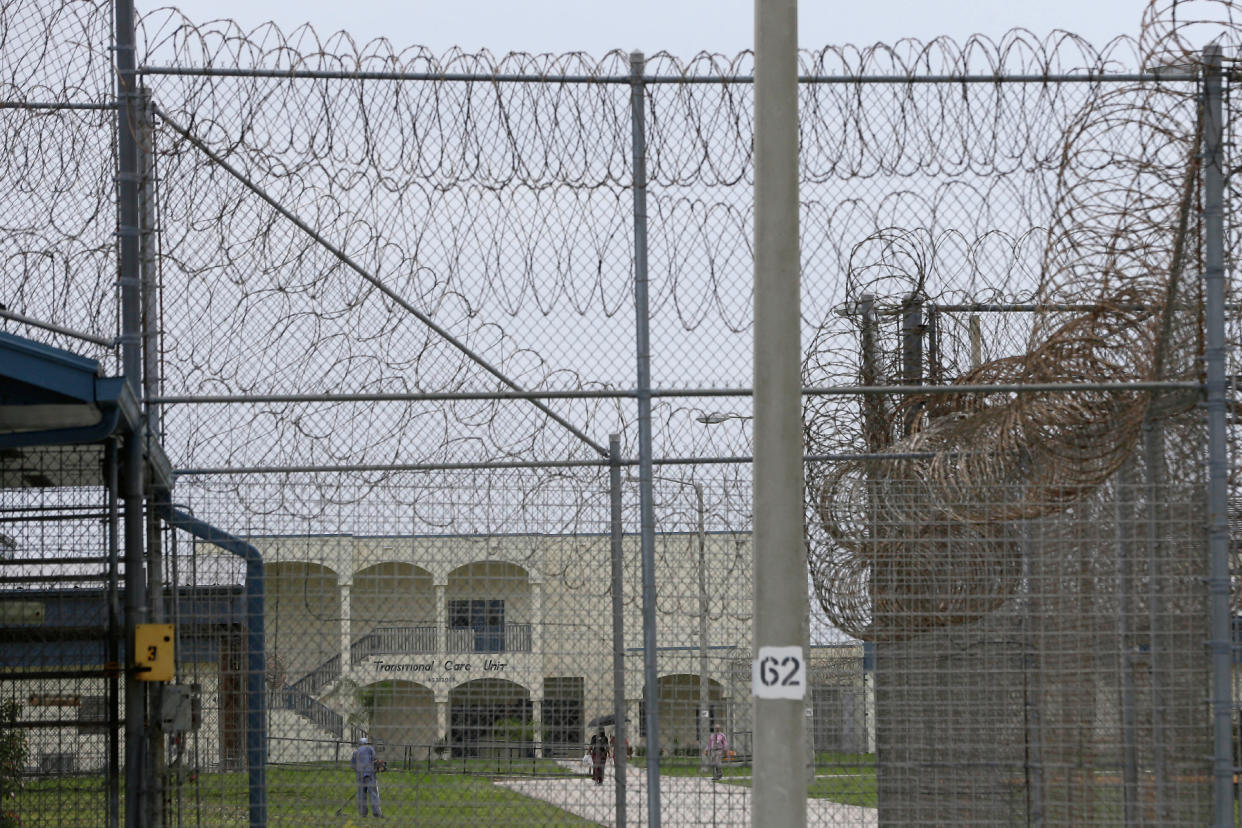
[15,762,599,827]
[814,750,876,768]
[806,771,877,808]
[809,751,877,808]
[624,750,879,807]
[16,752,884,825]
[625,754,749,779]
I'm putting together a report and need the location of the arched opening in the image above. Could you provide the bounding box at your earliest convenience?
[448,678,532,758]
[266,561,339,682]
[445,561,532,653]
[542,676,584,758]
[642,674,725,756]
[352,563,436,657]
[357,679,437,758]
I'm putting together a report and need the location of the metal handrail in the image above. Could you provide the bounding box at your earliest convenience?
[446,623,532,654]
[267,688,343,738]
[289,654,341,696]
[351,625,440,662]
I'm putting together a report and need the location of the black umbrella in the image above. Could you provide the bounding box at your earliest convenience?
[587,714,629,728]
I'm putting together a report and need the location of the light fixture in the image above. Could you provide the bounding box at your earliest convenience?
[695,412,751,425]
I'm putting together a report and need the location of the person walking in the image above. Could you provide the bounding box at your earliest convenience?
[350,736,383,818]
[589,728,609,785]
[705,724,729,781]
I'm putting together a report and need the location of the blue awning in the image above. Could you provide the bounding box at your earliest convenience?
[0,330,138,447]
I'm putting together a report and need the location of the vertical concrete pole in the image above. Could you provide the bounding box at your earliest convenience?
[435,582,447,651]
[340,582,352,669]
[753,0,807,825]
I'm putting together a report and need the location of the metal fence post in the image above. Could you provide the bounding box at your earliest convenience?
[1141,345,1170,818]
[139,86,162,449]
[1202,44,1233,828]
[900,293,924,435]
[629,49,662,826]
[106,439,122,828]
[137,83,167,828]
[859,294,884,452]
[158,503,267,827]
[753,0,807,824]
[1019,500,1045,824]
[1114,459,1138,825]
[609,434,628,828]
[114,1,149,825]
[696,482,709,767]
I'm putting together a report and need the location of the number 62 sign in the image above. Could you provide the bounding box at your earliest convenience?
[752,646,806,700]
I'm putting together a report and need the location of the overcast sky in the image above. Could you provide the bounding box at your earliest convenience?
[155,0,1153,57]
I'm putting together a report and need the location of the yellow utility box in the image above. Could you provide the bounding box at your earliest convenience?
[134,623,174,681]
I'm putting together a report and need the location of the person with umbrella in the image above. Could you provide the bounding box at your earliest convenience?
[589,727,609,785]
[587,713,630,765]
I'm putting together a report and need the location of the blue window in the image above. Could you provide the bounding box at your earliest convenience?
[449,599,505,652]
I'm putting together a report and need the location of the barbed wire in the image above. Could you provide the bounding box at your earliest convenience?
[0,0,1237,556]
[805,2,1225,639]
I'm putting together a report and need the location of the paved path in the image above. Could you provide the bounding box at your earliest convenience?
[495,762,877,827]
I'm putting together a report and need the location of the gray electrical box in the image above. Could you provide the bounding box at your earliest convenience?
[159,684,199,733]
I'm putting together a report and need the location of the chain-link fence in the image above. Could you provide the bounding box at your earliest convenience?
[1,0,1240,825]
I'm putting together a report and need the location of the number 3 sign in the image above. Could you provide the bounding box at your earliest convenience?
[752,646,806,700]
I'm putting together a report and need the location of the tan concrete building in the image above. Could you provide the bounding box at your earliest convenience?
[242,531,872,764]
[0,531,871,773]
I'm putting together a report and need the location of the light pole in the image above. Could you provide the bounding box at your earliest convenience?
[629,473,712,766]
[693,481,709,768]
[693,411,749,755]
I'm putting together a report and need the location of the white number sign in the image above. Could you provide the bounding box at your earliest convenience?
[751,646,806,700]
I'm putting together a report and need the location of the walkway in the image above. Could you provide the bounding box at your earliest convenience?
[494,762,878,827]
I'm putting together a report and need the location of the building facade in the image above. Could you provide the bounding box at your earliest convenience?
[1,532,872,773]
[245,531,871,764]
